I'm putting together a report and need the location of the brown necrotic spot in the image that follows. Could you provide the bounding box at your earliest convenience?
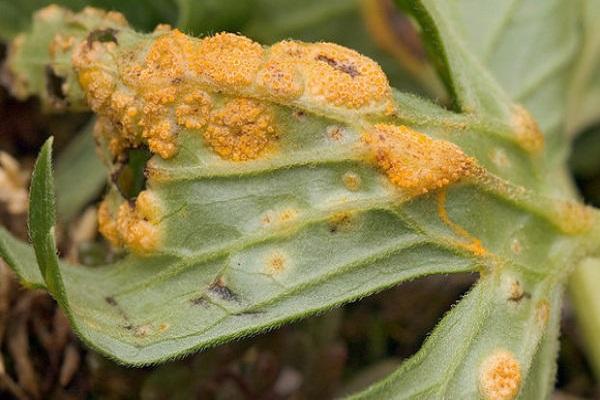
[105,296,118,306]
[328,212,354,233]
[507,280,530,303]
[316,54,360,77]
[190,296,209,306]
[209,277,239,302]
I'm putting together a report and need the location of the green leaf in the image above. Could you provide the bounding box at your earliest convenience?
[395,0,515,121]
[351,276,562,399]
[175,0,254,36]
[399,0,580,162]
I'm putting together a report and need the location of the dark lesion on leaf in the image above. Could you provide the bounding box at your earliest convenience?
[509,291,531,303]
[105,296,118,306]
[86,28,119,47]
[209,277,239,302]
[233,309,265,316]
[315,54,360,78]
[104,295,134,330]
[507,280,532,303]
[190,296,209,307]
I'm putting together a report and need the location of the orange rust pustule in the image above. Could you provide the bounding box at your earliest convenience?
[479,350,521,400]
[204,98,277,161]
[97,191,162,254]
[266,252,287,275]
[511,105,544,154]
[186,32,265,90]
[363,124,478,194]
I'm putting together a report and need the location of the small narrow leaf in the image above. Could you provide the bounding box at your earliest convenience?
[28,137,65,299]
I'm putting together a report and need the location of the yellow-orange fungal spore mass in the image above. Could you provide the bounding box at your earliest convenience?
[175,91,212,130]
[479,350,521,400]
[185,32,264,90]
[266,252,287,274]
[328,212,354,233]
[536,300,550,326]
[363,124,477,194]
[97,199,122,247]
[116,202,160,254]
[204,98,276,161]
[342,171,362,191]
[554,201,594,234]
[97,191,162,254]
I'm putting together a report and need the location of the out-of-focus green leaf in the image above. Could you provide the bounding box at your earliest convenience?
[569,258,600,379]
[0,0,178,39]
[567,0,600,136]
[55,119,105,221]
[175,0,254,36]
[570,125,600,178]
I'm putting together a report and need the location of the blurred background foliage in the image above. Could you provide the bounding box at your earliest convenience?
[0,0,598,399]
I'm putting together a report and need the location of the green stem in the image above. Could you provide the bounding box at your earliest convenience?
[569,257,600,380]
